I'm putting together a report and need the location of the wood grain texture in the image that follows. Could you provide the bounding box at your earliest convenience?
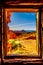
[2,58,43,64]
[41,11,43,59]
[5,0,43,3]
[0,2,43,64]
[0,9,2,65]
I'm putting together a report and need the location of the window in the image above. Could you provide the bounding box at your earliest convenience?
[2,8,41,58]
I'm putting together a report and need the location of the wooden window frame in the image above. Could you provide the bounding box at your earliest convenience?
[2,3,42,63]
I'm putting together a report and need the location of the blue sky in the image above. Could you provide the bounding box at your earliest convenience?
[8,12,36,31]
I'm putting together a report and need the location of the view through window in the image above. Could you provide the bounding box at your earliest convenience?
[6,12,39,56]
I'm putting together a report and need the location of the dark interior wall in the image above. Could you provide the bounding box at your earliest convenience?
[41,10,43,59]
[1,0,43,3]
[0,1,43,64]
[0,8,2,65]
[0,8,2,57]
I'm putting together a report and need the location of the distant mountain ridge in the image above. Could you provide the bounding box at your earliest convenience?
[13,30,36,33]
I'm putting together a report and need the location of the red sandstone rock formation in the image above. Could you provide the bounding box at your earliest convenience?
[7,30,17,40]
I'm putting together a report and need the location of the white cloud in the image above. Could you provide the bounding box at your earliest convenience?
[9,22,35,27]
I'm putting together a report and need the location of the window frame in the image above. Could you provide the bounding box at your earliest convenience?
[2,8,42,60]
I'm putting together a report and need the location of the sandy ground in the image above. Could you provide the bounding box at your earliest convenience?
[7,32,39,56]
[20,39,38,55]
[7,39,38,56]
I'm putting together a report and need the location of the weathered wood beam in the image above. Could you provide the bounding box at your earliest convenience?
[5,2,43,5]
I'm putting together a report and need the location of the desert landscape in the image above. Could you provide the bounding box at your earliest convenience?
[6,12,38,56]
[7,30,38,56]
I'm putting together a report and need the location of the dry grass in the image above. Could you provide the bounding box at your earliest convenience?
[7,32,38,56]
